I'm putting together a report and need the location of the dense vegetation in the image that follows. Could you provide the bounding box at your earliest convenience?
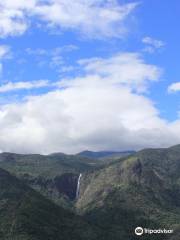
[0,147,180,239]
[0,168,99,240]
[0,152,101,208]
[77,150,134,160]
[76,146,180,239]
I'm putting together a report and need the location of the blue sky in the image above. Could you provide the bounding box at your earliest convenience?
[0,0,179,154]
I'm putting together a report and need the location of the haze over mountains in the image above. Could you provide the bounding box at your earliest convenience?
[0,146,180,239]
[77,150,135,160]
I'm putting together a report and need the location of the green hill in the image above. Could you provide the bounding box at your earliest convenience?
[1,145,180,239]
[77,150,135,159]
[0,152,101,208]
[76,145,180,239]
[0,167,99,240]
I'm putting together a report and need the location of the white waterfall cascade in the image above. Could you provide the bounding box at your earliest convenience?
[76,173,82,199]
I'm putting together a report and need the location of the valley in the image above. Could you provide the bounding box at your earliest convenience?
[0,147,180,239]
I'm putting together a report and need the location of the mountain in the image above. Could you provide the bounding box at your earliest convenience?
[77,150,135,160]
[0,151,132,208]
[76,145,180,239]
[0,152,101,208]
[1,146,180,239]
[0,167,99,240]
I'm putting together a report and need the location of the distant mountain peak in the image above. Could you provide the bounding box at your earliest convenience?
[77,150,135,159]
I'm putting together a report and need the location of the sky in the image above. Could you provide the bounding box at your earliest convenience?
[0,0,179,154]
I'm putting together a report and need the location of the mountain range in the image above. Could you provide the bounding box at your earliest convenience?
[0,147,180,239]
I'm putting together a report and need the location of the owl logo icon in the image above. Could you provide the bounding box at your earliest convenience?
[135,227,143,236]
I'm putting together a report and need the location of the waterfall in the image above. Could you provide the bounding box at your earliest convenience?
[76,173,82,199]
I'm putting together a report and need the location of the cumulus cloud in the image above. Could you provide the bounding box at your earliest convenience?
[0,80,50,93]
[0,52,179,154]
[168,82,180,93]
[0,0,138,38]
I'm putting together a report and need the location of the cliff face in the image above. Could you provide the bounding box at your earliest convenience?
[22,173,79,208]
[54,173,79,200]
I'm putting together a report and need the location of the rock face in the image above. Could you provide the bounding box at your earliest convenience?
[23,173,79,203]
[54,173,79,200]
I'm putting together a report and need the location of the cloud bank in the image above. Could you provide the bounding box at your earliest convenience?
[0,52,180,154]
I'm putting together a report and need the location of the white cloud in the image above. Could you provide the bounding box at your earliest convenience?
[25,45,79,71]
[0,45,10,58]
[0,80,49,93]
[0,0,138,38]
[142,36,165,53]
[0,0,34,37]
[142,37,165,48]
[26,45,78,56]
[0,52,179,154]
[73,52,161,92]
[168,82,180,93]
[34,0,138,38]
[0,45,10,74]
